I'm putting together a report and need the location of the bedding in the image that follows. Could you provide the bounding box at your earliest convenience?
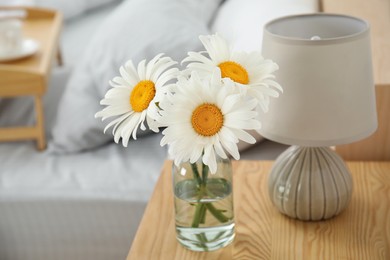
[0,133,166,201]
[34,0,122,20]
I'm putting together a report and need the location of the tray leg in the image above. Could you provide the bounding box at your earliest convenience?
[35,95,46,150]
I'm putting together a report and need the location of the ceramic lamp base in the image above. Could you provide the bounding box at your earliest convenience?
[268,146,353,221]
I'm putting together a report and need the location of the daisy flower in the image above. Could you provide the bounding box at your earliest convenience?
[158,69,261,173]
[95,53,178,147]
[182,33,283,112]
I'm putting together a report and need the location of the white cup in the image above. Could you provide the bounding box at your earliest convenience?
[0,19,23,56]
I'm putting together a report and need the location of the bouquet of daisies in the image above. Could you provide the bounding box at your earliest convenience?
[95,34,282,173]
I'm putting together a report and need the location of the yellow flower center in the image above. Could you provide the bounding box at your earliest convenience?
[191,103,224,137]
[218,61,249,84]
[130,80,156,112]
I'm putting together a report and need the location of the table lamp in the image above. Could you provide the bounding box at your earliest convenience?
[260,13,377,221]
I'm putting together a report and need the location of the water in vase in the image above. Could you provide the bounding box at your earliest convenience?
[174,178,235,252]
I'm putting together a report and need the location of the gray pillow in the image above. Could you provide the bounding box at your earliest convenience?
[48,0,223,154]
[35,0,122,20]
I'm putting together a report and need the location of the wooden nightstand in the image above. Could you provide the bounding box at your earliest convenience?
[0,7,62,150]
[127,160,390,259]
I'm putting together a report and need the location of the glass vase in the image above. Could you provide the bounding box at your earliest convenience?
[172,156,235,252]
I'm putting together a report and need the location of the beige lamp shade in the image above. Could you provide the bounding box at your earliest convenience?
[260,13,377,147]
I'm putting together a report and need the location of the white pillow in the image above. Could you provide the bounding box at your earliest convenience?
[34,0,121,20]
[211,0,319,52]
[49,0,223,154]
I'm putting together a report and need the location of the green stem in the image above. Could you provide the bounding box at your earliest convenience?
[190,163,206,228]
[202,163,208,185]
[190,163,202,186]
[199,203,207,224]
[205,203,229,223]
[189,160,230,227]
[191,203,206,228]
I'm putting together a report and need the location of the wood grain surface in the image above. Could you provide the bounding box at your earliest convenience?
[127,160,390,260]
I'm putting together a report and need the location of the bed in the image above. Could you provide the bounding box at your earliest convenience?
[0,0,325,259]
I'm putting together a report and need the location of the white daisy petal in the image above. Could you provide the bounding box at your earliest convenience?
[120,66,137,85]
[225,111,258,121]
[104,86,130,99]
[214,140,228,159]
[182,51,214,66]
[102,112,131,134]
[220,138,240,160]
[145,53,165,79]
[230,128,257,144]
[125,60,140,80]
[121,113,142,146]
[199,34,230,62]
[221,94,242,114]
[155,67,179,87]
[111,77,132,87]
[99,105,132,120]
[186,62,214,74]
[113,115,132,144]
[146,114,160,133]
[225,118,261,130]
[132,110,147,140]
[151,59,178,82]
[203,145,217,174]
[100,98,129,107]
[137,59,147,80]
[189,141,203,164]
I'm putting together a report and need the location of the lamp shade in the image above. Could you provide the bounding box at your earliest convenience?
[260,14,377,146]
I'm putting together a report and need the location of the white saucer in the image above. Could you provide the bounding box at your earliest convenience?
[0,39,39,62]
